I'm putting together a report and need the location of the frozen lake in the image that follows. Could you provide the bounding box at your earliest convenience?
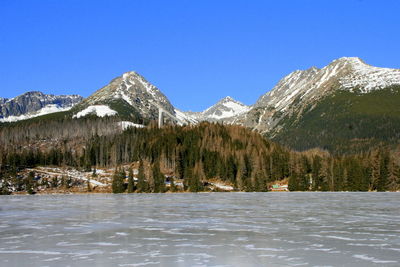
[0,192,399,266]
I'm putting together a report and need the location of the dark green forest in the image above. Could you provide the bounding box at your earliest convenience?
[272,86,400,154]
[1,120,399,193]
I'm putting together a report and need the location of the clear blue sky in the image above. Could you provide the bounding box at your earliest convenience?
[1,0,400,111]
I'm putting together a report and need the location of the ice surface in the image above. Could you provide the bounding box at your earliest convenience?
[0,193,399,267]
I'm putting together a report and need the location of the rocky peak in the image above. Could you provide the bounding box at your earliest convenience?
[201,96,250,121]
[236,56,400,135]
[0,91,83,121]
[77,70,176,120]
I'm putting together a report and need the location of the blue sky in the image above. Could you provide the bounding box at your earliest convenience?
[1,0,400,111]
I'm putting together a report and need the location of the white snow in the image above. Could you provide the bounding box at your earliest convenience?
[257,57,400,115]
[174,108,198,125]
[339,57,400,92]
[210,182,234,191]
[202,97,250,120]
[27,167,106,186]
[118,121,145,130]
[120,90,134,106]
[73,105,117,119]
[0,104,73,123]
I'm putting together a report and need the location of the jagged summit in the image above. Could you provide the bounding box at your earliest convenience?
[335,56,365,63]
[191,96,250,121]
[72,70,196,125]
[234,56,400,135]
[219,96,234,102]
[256,57,400,110]
[74,70,175,121]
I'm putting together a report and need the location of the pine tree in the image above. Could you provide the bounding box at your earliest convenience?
[188,163,203,192]
[127,167,135,193]
[137,160,148,193]
[112,168,125,193]
[377,149,390,192]
[152,162,165,193]
[288,172,299,191]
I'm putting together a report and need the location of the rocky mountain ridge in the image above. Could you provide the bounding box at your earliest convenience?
[184,96,250,122]
[2,57,400,152]
[0,91,83,122]
[230,57,400,135]
[71,71,195,125]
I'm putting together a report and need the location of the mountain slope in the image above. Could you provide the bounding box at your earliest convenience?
[71,71,194,125]
[237,57,400,152]
[274,85,400,153]
[185,96,250,122]
[0,91,83,122]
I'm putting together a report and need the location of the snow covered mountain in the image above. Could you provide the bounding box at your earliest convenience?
[235,57,400,134]
[228,57,400,152]
[3,57,400,152]
[184,96,250,122]
[202,96,250,120]
[0,91,83,122]
[72,71,194,125]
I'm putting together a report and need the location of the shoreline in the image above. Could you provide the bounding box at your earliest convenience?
[6,190,399,196]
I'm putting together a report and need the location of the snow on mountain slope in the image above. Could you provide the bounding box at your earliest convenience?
[203,96,250,120]
[256,57,400,112]
[77,71,176,121]
[74,71,201,125]
[0,91,83,121]
[236,57,400,134]
[174,108,198,125]
[73,105,117,118]
[0,104,74,122]
[339,57,400,92]
[188,96,250,122]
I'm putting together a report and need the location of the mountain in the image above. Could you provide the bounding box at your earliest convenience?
[236,57,400,152]
[0,91,83,122]
[71,71,193,125]
[185,96,250,122]
[3,57,400,153]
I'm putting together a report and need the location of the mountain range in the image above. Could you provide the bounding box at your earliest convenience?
[0,91,83,122]
[2,57,400,153]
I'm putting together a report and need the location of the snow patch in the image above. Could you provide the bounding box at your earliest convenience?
[73,105,117,119]
[118,121,145,130]
[339,58,400,92]
[0,104,73,122]
[174,108,198,125]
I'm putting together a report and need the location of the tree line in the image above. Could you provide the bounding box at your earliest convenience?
[1,121,400,193]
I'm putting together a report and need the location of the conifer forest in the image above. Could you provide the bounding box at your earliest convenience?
[1,116,399,194]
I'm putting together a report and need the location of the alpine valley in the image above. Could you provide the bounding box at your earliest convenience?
[1,57,400,194]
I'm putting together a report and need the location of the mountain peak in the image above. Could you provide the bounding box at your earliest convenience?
[121,71,140,79]
[217,96,239,104]
[200,96,249,121]
[336,56,364,63]
[222,96,234,101]
[327,57,367,69]
[74,70,176,122]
